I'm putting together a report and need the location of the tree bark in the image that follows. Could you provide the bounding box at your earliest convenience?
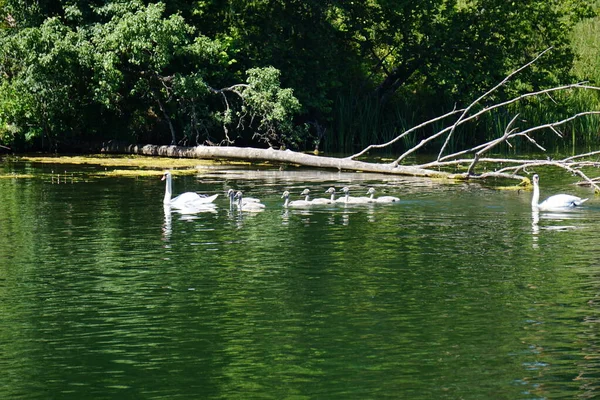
[100,141,444,177]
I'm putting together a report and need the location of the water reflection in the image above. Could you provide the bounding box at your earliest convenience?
[2,164,600,400]
[533,209,583,232]
[163,205,172,241]
[163,203,219,241]
[531,210,540,249]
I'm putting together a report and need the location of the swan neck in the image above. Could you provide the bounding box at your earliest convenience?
[163,175,172,204]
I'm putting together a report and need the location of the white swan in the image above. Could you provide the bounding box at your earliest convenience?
[234,191,265,212]
[281,190,312,207]
[367,187,400,203]
[531,174,588,211]
[310,188,333,205]
[324,187,338,202]
[298,188,331,205]
[227,189,260,206]
[337,186,370,204]
[300,188,311,202]
[162,171,218,207]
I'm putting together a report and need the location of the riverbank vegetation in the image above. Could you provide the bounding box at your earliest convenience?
[0,0,599,156]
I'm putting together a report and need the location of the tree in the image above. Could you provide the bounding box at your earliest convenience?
[0,17,93,149]
[209,67,301,148]
[0,1,302,149]
[0,0,598,151]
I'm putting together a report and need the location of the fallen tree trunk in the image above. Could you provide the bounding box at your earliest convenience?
[100,141,445,177]
[102,48,600,193]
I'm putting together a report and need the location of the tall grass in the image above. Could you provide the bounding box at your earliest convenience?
[326,10,600,157]
[328,18,600,156]
[328,85,600,157]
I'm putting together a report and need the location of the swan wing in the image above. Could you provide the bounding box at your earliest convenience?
[196,193,219,204]
[170,192,202,206]
[288,200,312,207]
[539,194,587,210]
[240,202,266,212]
[341,196,368,204]
[376,195,400,203]
[171,192,218,207]
[310,198,331,205]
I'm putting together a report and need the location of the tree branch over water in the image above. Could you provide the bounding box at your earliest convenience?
[103,49,600,192]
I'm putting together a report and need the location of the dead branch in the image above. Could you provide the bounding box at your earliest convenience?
[208,84,250,144]
[347,106,464,161]
[437,47,554,161]
[387,82,599,166]
[447,111,600,176]
[102,50,600,196]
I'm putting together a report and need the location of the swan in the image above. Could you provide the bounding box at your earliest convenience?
[162,171,218,207]
[281,190,312,207]
[367,187,400,203]
[227,189,261,206]
[337,186,369,204]
[234,191,265,212]
[299,188,331,205]
[324,187,338,202]
[531,174,588,211]
[310,188,333,205]
[300,188,311,202]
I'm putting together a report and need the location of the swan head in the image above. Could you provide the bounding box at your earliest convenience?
[325,187,335,194]
[233,191,243,200]
[341,186,350,194]
[301,188,310,196]
[161,171,171,181]
[532,174,539,185]
[281,190,290,199]
[367,187,375,195]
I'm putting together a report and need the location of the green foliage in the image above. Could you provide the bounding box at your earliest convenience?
[239,67,301,148]
[0,0,598,152]
[0,17,94,149]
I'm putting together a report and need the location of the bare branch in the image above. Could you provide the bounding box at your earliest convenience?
[347,106,464,161]
[564,150,600,162]
[394,82,600,165]
[437,47,554,161]
[465,113,520,175]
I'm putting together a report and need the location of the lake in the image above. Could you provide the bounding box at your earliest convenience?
[1,157,599,399]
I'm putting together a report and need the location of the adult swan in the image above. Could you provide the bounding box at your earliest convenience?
[162,171,218,207]
[531,174,588,211]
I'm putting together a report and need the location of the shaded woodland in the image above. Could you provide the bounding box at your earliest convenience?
[1,0,600,159]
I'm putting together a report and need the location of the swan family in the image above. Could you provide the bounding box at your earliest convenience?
[162,170,590,214]
[282,186,400,207]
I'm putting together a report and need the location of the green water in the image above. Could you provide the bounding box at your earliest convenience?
[1,159,600,399]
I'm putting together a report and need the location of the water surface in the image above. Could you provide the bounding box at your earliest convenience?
[1,160,600,399]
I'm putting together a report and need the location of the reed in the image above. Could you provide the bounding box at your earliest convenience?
[327,87,600,156]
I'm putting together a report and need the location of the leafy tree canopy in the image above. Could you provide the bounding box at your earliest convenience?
[0,0,596,151]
